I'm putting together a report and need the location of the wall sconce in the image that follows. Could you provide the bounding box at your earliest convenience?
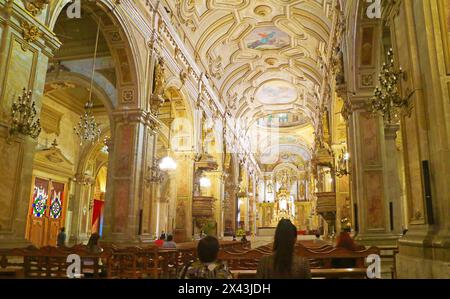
[335,148,350,177]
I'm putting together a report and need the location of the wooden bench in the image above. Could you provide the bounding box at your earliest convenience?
[230,268,368,279]
[219,244,379,279]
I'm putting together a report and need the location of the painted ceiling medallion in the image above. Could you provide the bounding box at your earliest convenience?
[255,80,297,105]
[245,26,290,50]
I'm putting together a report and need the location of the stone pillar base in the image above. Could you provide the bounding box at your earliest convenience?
[396,253,450,278]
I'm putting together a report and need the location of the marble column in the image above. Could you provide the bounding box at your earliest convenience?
[101,110,157,244]
[173,153,194,242]
[390,0,450,278]
[0,2,60,248]
[383,124,403,237]
[349,106,401,246]
[68,174,94,244]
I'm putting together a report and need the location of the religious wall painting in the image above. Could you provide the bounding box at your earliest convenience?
[255,80,297,105]
[360,112,381,165]
[364,171,385,230]
[113,180,129,233]
[115,124,134,176]
[245,27,290,50]
[360,27,374,66]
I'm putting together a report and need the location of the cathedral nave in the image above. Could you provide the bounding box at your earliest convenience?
[0,0,448,280]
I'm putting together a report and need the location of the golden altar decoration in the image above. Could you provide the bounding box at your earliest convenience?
[273,186,295,224]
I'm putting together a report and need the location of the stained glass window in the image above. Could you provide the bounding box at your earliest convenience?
[32,185,48,218]
[50,191,62,219]
[50,182,64,219]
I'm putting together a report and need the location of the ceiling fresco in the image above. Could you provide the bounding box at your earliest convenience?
[255,80,297,105]
[245,26,290,50]
[163,0,337,166]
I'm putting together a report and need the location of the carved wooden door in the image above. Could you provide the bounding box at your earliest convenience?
[27,177,66,247]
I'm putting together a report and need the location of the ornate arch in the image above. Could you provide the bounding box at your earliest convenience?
[47,0,142,108]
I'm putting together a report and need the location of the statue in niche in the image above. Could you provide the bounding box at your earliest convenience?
[202,119,215,155]
[150,57,166,115]
[299,181,306,200]
[153,57,166,96]
[333,47,345,85]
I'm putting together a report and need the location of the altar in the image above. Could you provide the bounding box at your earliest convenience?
[257,227,276,236]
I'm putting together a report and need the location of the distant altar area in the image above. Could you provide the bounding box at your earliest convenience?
[257,227,276,236]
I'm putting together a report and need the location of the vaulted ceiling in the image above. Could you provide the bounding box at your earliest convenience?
[165,0,337,166]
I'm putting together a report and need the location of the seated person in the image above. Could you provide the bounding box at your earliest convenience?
[83,233,105,277]
[162,235,177,249]
[331,227,365,268]
[155,235,165,247]
[314,230,322,243]
[257,219,311,279]
[179,236,232,279]
[57,227,66,247]
[241,234,248,243]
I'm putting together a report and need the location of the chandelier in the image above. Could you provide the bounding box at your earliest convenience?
[74,18,101,145]
[335,148,350,177]
[159,156,177,171]
[369,48,413,123]
[199,176,212,188]
[10,88,41,139]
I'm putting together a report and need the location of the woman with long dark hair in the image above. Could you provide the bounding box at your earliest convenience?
[257,219,311,279]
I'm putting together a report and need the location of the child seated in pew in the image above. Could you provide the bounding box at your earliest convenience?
[179,236,233,279]
[257,219,311,279]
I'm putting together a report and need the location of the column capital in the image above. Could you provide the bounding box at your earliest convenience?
[73,173,95,186]
[112,108,161,131]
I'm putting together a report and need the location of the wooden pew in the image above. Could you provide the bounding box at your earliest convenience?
[218,249,266,270]
[220,245,379,279]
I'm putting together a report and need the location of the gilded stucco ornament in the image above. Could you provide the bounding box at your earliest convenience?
[23,0,49,16]
[20,20,42,50]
